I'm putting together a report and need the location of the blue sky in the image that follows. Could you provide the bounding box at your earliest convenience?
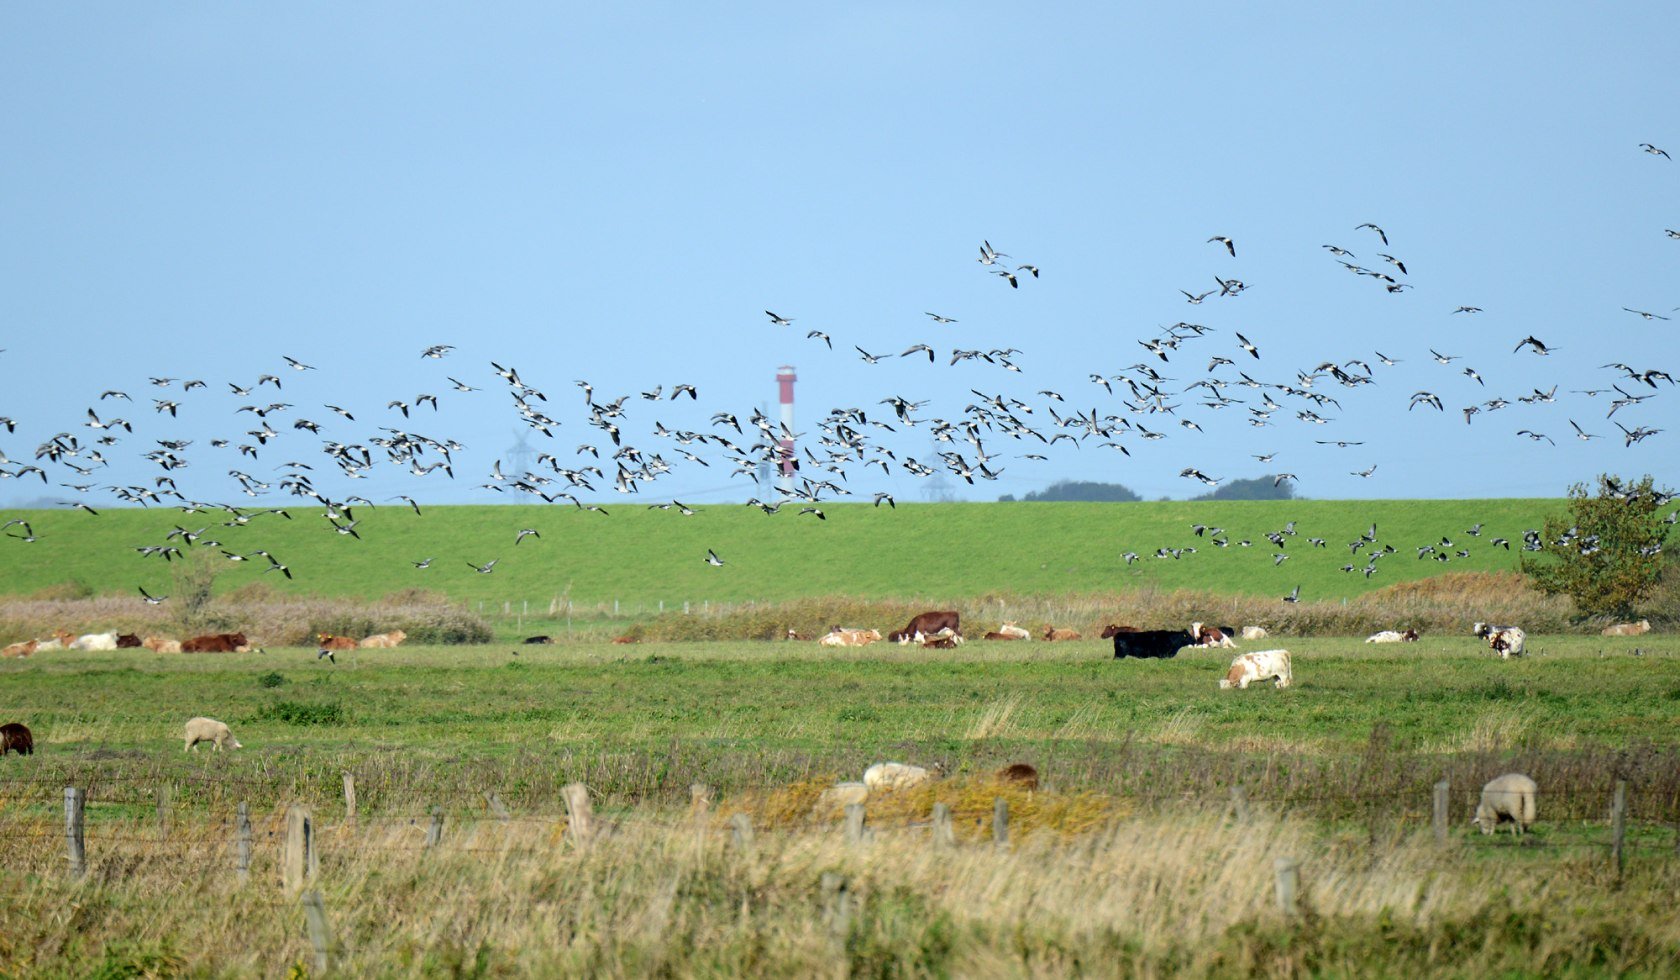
[1,3,1675,509]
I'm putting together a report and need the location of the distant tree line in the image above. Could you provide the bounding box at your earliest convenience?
[999,477,1294,503]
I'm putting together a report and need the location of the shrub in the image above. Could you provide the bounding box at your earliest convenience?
[1521,474,1674,618]
[256,700,344,726]
[258,672,286,689]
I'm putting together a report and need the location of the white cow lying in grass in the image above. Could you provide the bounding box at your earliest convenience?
[1364,628,1419,643]
[1219,650,1293,690]
[1472,622,1526,659]
[997,622,1031,640]
[1240,625,1269,640]
[70,632,119,651]
[819,628,882,648]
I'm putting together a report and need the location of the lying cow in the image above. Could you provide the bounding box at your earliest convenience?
[1472,622,1526,659]
[1189,622,1236,648]
[1042,626,1082,641]
[318,633,358,651]
[996,622,1031,640]
[70,632,119,651]
[360,630,407,649]
[1364,628,1420,643]
[181,632,250,653]
[116,633,143,648]
[983,631,1022,641]
[1601,620,1651,637]
[1220,649,1293,690]
[819,628,882,647]
[1112,629,1194,659]
[142,635,182,654]
[1,640,36,659]
[1240,625,1270,640]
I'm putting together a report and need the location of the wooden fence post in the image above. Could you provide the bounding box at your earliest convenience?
[1433,779,1450,845]
[993,797,1009,847]
[156,783,170,841]
[563,784,594,846]
[1230,785,1249,822]
[931,803,955,849]
[284,806,314,893]
[425,805,444,849]
[844,803,865,845]
[820,872,851,938]
[1611,780,1627,881]
[64,787,85,879]
[730,813,754,850]
[301,890,334,974]
[236,802,252,882]
[342,772,356,827]
[1274,857,1301,916]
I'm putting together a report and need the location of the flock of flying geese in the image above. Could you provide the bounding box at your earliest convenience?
[0,145,1673,603]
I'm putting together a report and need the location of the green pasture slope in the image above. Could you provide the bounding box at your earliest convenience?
[0,498,1562,607]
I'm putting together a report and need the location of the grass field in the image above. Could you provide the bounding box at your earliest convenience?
[0,498,1567,609]
[3,637,1679,976]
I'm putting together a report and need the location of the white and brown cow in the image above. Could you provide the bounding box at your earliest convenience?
[1190,622,1237,648]
[819,628,882,648]
[1219,649,1293,690]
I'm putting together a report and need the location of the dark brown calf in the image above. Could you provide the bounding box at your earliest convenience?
[116,633,143,648]
[1,723,33,756]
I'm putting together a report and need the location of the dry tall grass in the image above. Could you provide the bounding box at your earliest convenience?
[0,798,1674,976]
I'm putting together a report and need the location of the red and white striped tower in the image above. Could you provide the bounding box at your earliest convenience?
[775,365,797,495]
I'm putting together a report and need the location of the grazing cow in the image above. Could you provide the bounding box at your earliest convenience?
[1472,622,1526,659]
[983,631,1021,641]
[70,632,119,651]
[183,717,242,752]
[142,636,182,654]
[1,723,33,756]
[2,640,37,659]
[997,622,1031,640]
[1099,624,1139,638]
[181,632,249,654]
[318,633,358,651]
[116,633,143,648]
[1042,626,1082,641]
[995,762,1039,791]
[1189,622,1237,648]
[1220,649,1293,690]
[1601,620,1651,637]
[1474,773,1538,836]
[1365,629,1420,643]
[359,630,407,649]
[1112,630,1194,659]
[862,761,943,792]
[524,635,555,644]
[819,628,882,647]
[897,611,960,640]
[1240,626,1270,640]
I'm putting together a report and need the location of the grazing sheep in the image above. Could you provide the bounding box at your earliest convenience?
[1474,773,1538,836]
[359,630,407,649]
[142,636,182,654]
[182,717,242,753]
[1,723,33,756]
[997,622,1031,640]
[1220,650,1293,690]
[70,632,119,651]
[1240,625,1270,640]
[2,639,37,658]
[1042,626,1082,641]
[995,762,1039,791]
[812,781,870,815]
[1602,620,1651,637]
[862,761,943,792]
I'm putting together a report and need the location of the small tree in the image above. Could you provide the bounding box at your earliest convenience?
[1520,474,1674,618]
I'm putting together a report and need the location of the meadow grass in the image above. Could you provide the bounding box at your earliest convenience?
[0,498,1570,610]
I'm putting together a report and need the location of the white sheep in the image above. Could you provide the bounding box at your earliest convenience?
[811,781,870,815]
[862,761,942,792]
[183,717,243,753]
[1474,772,1538,836]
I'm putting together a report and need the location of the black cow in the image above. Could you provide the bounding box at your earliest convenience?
[1113,630,1195,659]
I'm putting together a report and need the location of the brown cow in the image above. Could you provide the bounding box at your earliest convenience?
[2,640,37,659]
[318,633,358,651]
[897,610,960,640]
[983,631,1021,641]
[610,635,639,644]
[0,723,32,756]
[1042,626,1082,641]
[181,632,249,653]
[996,762,1039,791]
[922,636,959,649]
[116,633,143,648]
[1099,624,1139,638]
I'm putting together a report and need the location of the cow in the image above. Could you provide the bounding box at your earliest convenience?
[70,632,119,651]
[997,622,1031,640]
[1220,649,1293,690]
[785,629,810,641]
[923,635,959,649]
[1,722,33,756]
[142,636,182,654]
[524,635,555,644]
[1112,630,1194,659]
[1099,624,1139,638]
[116,633,143,648]
[2,640,36,659]
[33,630,75,652]
[318,633,358,651]
[1189,622,1236,648]
[181,632,249,654]
[1239,626,1270,640]
[1472,622,1526,659]
[1364,628,1420,643]
[897,611,959,640]
[610,635,639,644]
[983,631,1021,641]
[1042,626,1082,641]
[819,628,882,647]
[1601,620,1651,637]
[359,630,407,649]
